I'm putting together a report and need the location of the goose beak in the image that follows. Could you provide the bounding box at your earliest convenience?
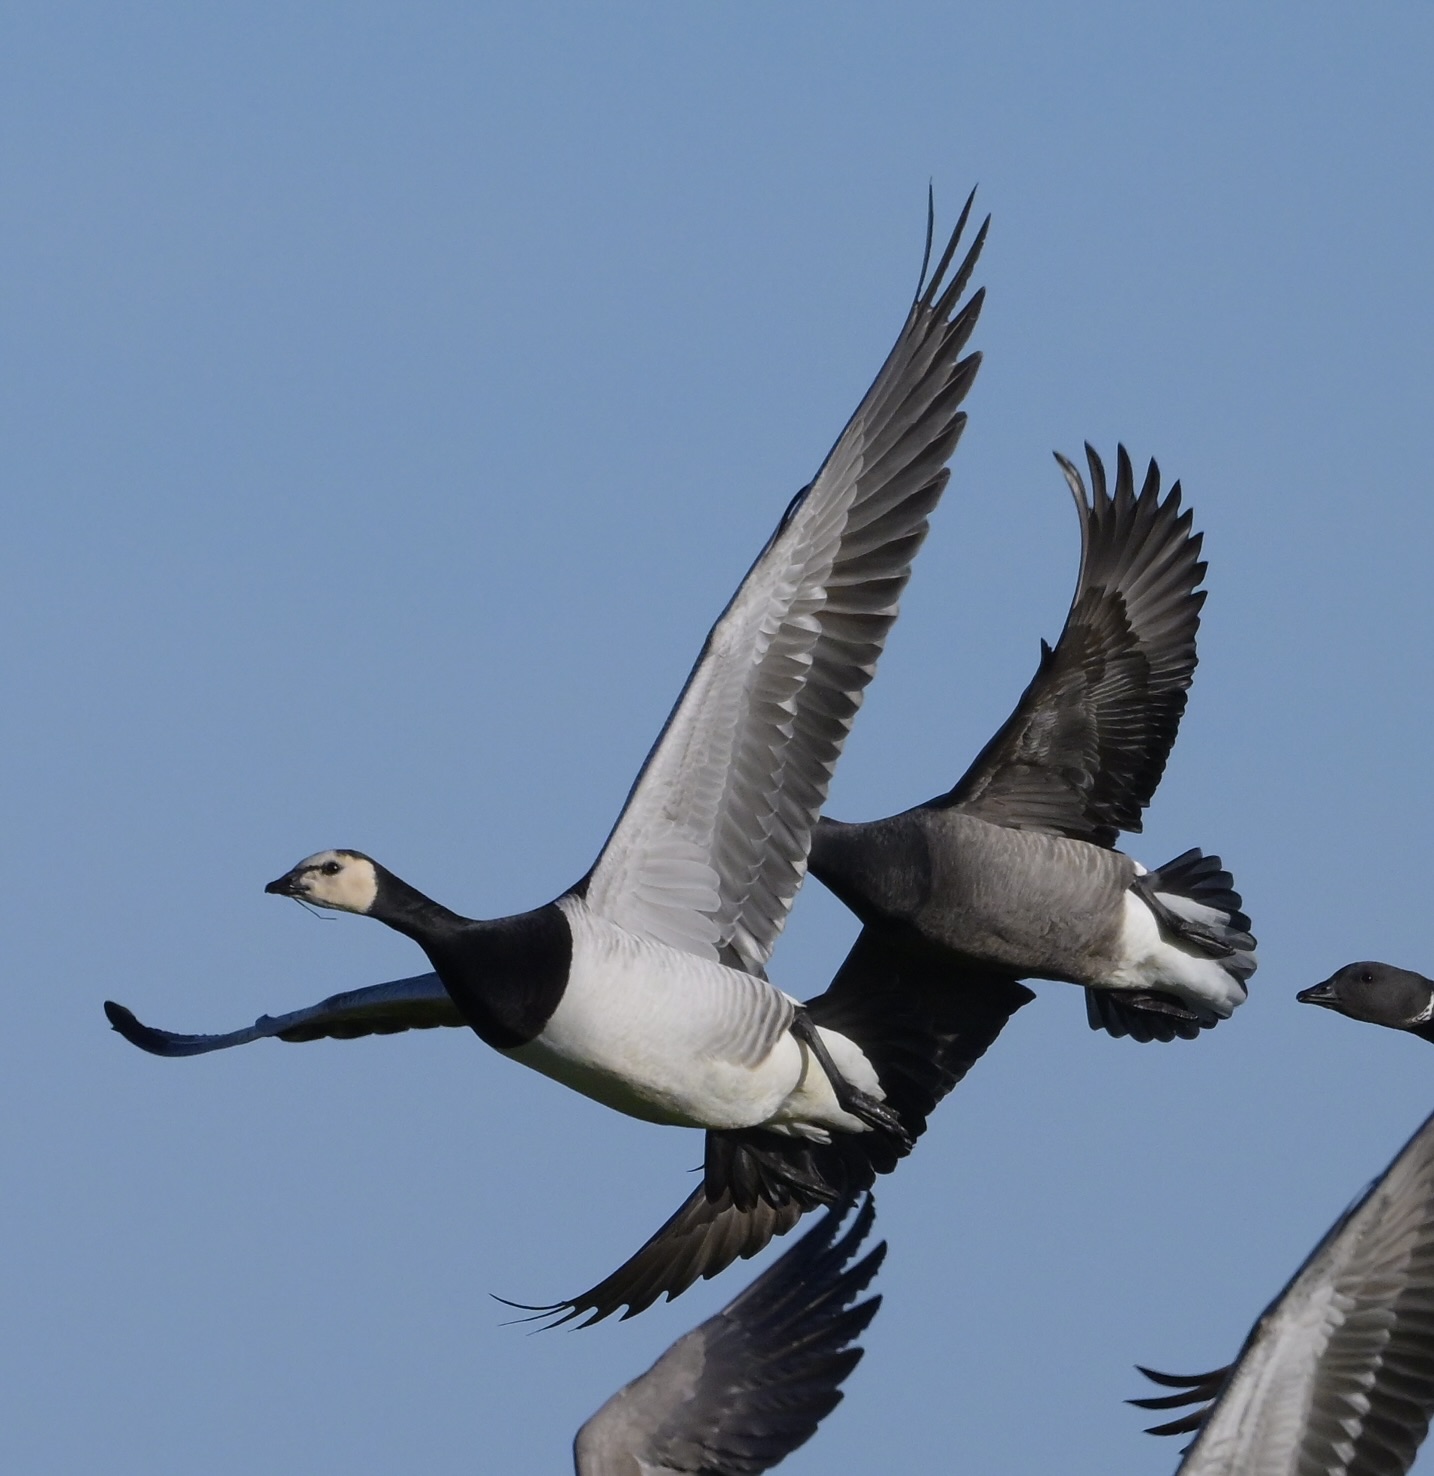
[265,872,302,897]
[1297,979,1339,1008]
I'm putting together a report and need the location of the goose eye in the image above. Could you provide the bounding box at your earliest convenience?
[1359,970,1374,984]
[321,861,342,876]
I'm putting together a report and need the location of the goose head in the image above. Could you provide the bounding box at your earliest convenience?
[1298,962,1434,1032]
[265,850,380,915]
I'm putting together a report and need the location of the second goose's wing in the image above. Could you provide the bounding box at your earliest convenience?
[582,197,987,973]
[574,1196,882,1476]
[103,974,461,1057]
[1165,1106,1434,1475]
[932,444,1204,848]
[535,932,1030,1325]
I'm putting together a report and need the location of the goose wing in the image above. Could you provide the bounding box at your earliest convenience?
[582,197,988,973]
[574,1196,882,1476]
[102,973,461,1057]
[534,932,1030,1325]
[933,444,1204,848]
[1170,1106,1434,1475]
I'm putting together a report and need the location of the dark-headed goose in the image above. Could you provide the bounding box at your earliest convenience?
[807,443,1256,1045]
[574,1195,881,1475]
[106,198,992,1269]
[1299,963,1434,1042]
[1129,1104,1434,1473]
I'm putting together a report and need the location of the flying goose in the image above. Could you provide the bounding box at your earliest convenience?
[1299,963,1434,1042]
[515,442,1252,1326]
[1128,1104,1434,1473]
[574,1195,881,1475]
[807,443,1256,1045]
[106,199,990,1238]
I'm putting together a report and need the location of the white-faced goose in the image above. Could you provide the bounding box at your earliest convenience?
[808,443,1257,1045]
[574,1195,881,1476]
[106,198,996,1300]
[1299,963,1434,1042]
[1128,1105,1434,1474]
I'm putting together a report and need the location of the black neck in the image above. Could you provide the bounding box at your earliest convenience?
[367,866,573,1050]
[368,865,470,949]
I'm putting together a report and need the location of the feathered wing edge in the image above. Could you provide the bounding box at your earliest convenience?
[932,443,1206,847]
[525,932,1032,1326]
[574,1196,884,1476]
[103,973,462,1057]
[1134,1105,1434,1472]
[578,193,988,977]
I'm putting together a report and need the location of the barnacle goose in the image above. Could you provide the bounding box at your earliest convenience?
[574,1195,881,1475]
[807,444,1257,1045]
[1128,1105,1434,1473]
[1300,963,1434,1042]
[107,197,1002,1293]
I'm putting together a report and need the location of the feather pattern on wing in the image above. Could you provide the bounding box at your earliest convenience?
[582,197,989,973]
[574,1196,883,1476]
[934,443,1205,847]
[536,931,1031,1325]
[102,974,461,1057]
[1156,1106,1434,1475]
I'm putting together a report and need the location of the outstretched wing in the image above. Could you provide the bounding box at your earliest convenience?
[1168,1105,1434,1475]
[933,444,1204,848]
[536,931,1031,1325]
[103,973,461,1057]
[574,1197,882,1476]
[583,196,988,973]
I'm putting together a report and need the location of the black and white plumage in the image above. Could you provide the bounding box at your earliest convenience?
[1129,1105,1434,1474]
[573,1195,882,1476]
[1299,963,1434,1043]
[808,444,1257,1045]
[106,200,992,1281]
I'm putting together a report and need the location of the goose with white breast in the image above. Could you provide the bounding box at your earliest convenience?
[107,201,989,1204]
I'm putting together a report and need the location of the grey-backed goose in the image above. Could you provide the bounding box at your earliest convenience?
[808,443,1256,1045]
[574,1195,881,1475]
[106,198,992,1275]
[1299,963,1434,1042]
[1129,1104,1434,1473]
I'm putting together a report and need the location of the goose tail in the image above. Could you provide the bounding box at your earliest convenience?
[1087,849,1256,1043]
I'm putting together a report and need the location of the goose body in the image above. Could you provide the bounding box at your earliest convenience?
[809,444,1256,1043]
[505,896,878,1135]
[1130,1105,1434,1475]
[813,809,1250,1022]
[108,202,989,1183]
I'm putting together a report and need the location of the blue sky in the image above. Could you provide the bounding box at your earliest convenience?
[5,4,1434,1472]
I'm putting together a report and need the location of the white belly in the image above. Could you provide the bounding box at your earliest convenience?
[504,898,880,1134]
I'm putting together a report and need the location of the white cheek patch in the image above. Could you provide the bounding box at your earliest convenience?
[295,851,378,914]
[1411,994,1434,1026]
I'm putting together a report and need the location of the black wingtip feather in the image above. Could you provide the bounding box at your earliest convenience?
[104,1000,189,1056]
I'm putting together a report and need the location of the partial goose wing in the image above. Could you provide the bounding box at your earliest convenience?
[1159,1106,1434,1475]
[1128,1364,1232,1439]
[582,197,988,973]
[103,974,461,1057]
[932,444,1204,848]
[537,932,1031,1325]
[573,1196,882,1476]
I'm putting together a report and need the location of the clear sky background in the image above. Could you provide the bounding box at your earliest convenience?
[5,5,1434,1473]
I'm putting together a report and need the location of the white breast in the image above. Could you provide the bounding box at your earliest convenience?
[505,897,805,1130]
